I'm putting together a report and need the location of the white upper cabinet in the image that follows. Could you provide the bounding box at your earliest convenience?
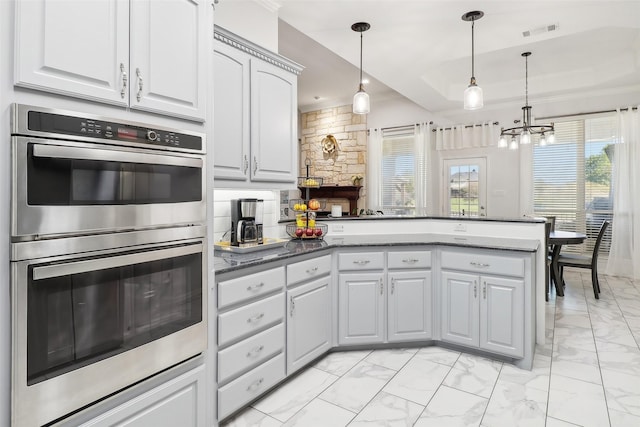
[213,27,302,185]
[213,41,251,181]
[15,0,206,121]
[250,59,297,182]
[129,0,206,120]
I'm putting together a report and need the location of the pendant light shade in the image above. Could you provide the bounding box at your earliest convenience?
[352,22,371,114]
[462,11,484,110]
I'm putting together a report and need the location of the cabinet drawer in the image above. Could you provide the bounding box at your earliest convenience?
[218,267,285,309]
[338,252,384,270]
[218,293,284,347]
[441,251,524,277]
[218,353,285,421]
[287,254,331,286]
[388,251,431,269]
[218,323,284,384]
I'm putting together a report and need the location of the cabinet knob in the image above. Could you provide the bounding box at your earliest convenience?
[306,266,319,274]
[246,345,264,358]
[136,68,144,102]
[120,63,127,99]
[246,282,265,292]
[247,313,264,323]
[246,378,264,392]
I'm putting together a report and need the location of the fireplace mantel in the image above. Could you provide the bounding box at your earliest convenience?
[299,185,362,215]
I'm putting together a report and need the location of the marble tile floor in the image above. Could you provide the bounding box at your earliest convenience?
[221,269,640,427]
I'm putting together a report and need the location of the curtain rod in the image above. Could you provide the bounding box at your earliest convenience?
[373,122,433,132]
[537,106,638,121]
[431,121,499,132]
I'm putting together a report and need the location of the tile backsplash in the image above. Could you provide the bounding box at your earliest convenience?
[213,189,286,242]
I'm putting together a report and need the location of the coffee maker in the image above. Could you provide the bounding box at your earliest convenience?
[230,199,264,247]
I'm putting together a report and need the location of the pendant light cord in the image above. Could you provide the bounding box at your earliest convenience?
[359,31,364,89]
[471,19,475,79]
[525,54,529,107]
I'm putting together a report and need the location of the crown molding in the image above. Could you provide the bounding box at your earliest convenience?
[214,26,303,75]
[252,0,281,14]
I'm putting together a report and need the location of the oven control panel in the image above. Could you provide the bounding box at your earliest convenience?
[25,110,202,151]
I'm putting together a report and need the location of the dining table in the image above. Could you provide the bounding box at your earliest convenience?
[549,230,587,297]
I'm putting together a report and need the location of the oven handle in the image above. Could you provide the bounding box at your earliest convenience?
[32,244,202,281]
[32,144,203,168]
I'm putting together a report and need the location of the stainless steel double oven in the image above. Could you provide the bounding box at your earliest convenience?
[10,104,208,427]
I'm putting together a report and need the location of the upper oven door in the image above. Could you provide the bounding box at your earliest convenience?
[12,136,205,239]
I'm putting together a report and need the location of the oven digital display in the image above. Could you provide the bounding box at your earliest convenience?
[117,127,139,140]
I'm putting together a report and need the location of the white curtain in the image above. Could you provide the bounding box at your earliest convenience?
[414,122,431,216]
[435,122,499,150]
[367,128,383,210]
[606,106,640,279]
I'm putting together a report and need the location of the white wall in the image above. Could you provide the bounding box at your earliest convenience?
[212,189,284,243]
[215,0,279,52]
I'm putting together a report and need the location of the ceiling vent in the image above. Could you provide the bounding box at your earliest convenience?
[523,23,559,38]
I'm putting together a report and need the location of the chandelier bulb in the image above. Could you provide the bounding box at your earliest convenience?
[509,136,519,150]
[539,133,547,146]
[546,131,556,144]
[498,134,508,148]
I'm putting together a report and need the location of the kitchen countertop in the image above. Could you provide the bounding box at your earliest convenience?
[213,233,540,274]
[278,215,545,223]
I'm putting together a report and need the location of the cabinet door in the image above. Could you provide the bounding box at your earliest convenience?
[130,0,206,121]
[480,275,525,358]
[287,276,331,374]
[78,365,206,427]
[250,59,297,183]
[388,270,432,342]
[441,271,479,347]
[338,272,385,345]
[15,0,129,105]
[213,41,251,181]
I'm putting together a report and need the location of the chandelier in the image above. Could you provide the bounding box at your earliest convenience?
[498,52,555,149]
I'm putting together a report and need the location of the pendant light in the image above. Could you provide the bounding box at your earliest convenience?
[352,22,371,114]
[498,52,555,148]
[462,11,484,110]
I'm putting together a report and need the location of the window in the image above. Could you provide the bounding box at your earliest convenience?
[533,115,615,255]
[379,127,427,215]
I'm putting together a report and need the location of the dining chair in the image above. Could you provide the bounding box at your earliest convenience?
[545,221,552,301]
[557,220,610,299]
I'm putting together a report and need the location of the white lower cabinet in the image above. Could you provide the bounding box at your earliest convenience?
[441,251,526,358]
[338,250,432,345]
[338,272,385,345]
[388,270,432,342]
[77,365,206,427]
[287,276,331,373]
[217,353,285,421]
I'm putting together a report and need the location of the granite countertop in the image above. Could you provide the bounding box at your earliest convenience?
[213,233,540,274]
[278,215,545,224]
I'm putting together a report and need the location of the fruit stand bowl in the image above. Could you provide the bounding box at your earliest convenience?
[297,177,323,188]
[286,223,327,240]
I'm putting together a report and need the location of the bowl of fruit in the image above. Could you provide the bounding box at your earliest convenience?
[298,177,322,188]
[286,223,327,240]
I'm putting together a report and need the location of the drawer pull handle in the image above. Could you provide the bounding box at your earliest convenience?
[306,266,319,274]
[247,378,264,392]
[380,278,384,295]
[470,262,490,268]
[354,260,370,265]
[402,258,419,263]
[483,282,487,299]
[120,63,127,98]
[247,282,265,292]
[247,313,264,323]
[246,345,264,358]
[135,68,143,101]
[474,280,478,298]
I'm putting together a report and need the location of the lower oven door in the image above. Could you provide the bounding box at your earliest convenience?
[11,239,207,427]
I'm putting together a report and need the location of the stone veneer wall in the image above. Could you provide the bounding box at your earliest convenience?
[299,105,367,214]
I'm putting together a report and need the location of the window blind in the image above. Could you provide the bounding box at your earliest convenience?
[533,115,615,255]
[380,127,425,215]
